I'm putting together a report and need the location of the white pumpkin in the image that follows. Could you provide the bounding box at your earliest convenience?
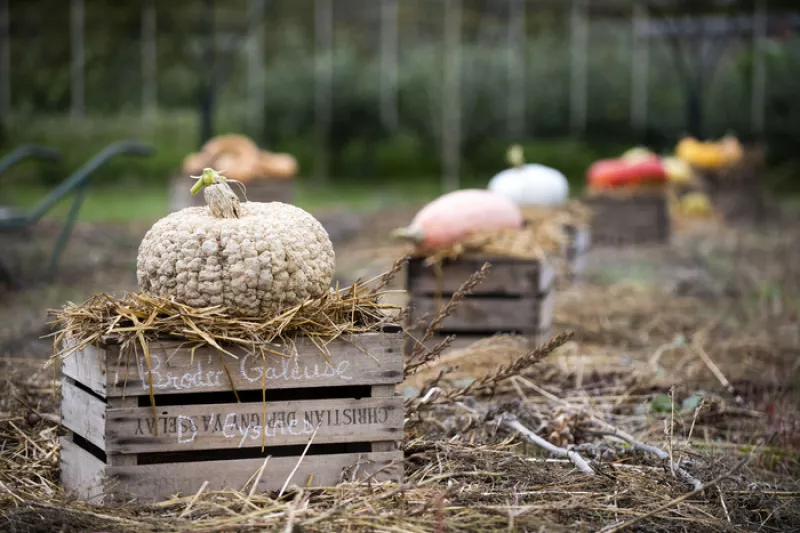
[487,145,569,207]
[488,163,569,207]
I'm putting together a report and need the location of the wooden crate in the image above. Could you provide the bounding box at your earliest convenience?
[169,174,295,212]
[585,191,670,246]
[698,148,768,226]
[60,327,404,505]
[562,225,591,284]
[404,256,555,354]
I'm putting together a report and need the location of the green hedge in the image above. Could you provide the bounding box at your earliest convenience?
[0,111,629,194]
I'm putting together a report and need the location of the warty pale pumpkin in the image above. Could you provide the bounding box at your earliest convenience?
[137,168,335,316]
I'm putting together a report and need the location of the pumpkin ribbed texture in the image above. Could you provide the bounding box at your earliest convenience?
[137,183,334,316]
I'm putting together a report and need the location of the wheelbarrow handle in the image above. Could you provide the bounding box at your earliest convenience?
[20,145,61,161]
[0,144,61,179]
[103,140,156,157]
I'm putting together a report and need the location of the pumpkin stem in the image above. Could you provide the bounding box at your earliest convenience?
[190,167,227,194]
[507,144,525,169]
[191,168,241,219]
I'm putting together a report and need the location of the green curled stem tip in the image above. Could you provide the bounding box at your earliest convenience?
[190,168,227,195]
[507,144,525,169]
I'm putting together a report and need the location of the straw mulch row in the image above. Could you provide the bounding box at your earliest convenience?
[2,222,800,532]
[410,201,592,266]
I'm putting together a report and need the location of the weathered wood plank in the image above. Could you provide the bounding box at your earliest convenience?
[66,332,403,398]
[107,397,138,466]
[61,378,107,451]
[407,256,554,297]
[371,385,397,453]
[106,451,402,503]
[61,340,107,397]
[60,435,107,504]
[105,396,404,454]
[408,293,553,333]
[586,192,669,246]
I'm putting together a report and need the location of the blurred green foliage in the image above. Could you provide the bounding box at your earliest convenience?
[1,0,799,191]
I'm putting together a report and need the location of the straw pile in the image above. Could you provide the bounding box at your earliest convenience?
[412,201,593,266]
[48,263,405,364]
[520,199,593,230]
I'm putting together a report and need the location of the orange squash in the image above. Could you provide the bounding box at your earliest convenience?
[392,189,523,250]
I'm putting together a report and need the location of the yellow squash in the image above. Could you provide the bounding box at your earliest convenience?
[662,156,696,185]
[675,136,726,170]
[680,192,714,218]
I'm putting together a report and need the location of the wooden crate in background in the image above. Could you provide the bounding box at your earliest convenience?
[698,147,768,226]
[169,174,295,212]
[562,225,591,284]
[60,327,404,505]
[404,256,555,354]
[584,191,670,246]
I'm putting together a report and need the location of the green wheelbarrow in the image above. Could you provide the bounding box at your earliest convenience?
[0,140,155,285]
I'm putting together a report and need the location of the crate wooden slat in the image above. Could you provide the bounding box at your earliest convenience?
[585,191,670,246]
[62,433,400,504]
[560,225,591,285]
[407,256,554,297]
[60,329,404,505]
[405,256,555,355]
[169,174,295,212]
[409,291,555,333]
[62,334,402,397]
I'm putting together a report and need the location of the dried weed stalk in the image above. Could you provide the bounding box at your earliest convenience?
[406,332,571,414]
[405,262,491,376]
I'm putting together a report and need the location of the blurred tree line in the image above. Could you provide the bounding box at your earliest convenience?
[2,0,799,190]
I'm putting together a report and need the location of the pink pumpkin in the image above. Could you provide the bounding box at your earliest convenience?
[392,189,523,249]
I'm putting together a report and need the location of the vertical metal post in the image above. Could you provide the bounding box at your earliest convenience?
[507,0,526,140]
[631,2,649,133]
[569,0,588,137]
[199,0,215,146]
[442,0,461,193]
[380,0,399,132]
[70,0,85,121]
[0,0,10,125]
[751,0,767,135]
[248,0,266,141]
[141,0,157,120]
[314,0,333,183]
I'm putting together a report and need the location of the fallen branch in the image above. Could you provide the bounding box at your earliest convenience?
[591,429,702,490]
[514,376,703,490]
[501,415,595,476]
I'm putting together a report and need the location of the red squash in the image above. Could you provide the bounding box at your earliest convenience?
[587,155,666,189]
